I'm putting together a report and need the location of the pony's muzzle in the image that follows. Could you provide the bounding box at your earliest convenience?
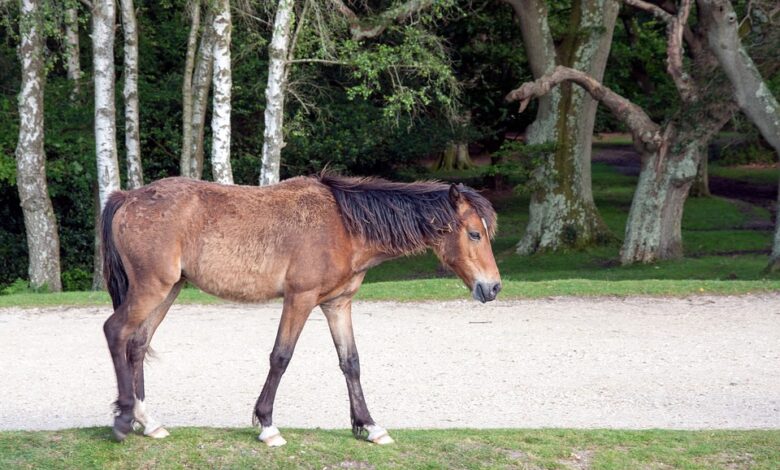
[473,281,501,303]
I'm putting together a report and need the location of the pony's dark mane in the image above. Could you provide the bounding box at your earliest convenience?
[319,174,497,256]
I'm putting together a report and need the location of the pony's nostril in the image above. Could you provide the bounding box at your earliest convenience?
[492,283,502,295]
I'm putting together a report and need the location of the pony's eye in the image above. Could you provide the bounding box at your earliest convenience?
[468,231,481,241]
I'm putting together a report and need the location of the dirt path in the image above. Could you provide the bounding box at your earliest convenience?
[2,296,779,432]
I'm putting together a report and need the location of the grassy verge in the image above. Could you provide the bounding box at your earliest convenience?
[2,278,779,308]
[2,427,778,469]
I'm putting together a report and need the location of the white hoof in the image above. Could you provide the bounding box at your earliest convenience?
[259,425,287,447]
[145,426,170,439]
[366,425,394,445]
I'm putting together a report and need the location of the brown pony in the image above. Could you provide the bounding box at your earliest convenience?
[101,174,501,446]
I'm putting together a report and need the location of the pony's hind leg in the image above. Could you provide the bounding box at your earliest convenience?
[128,280,184,438]
[321,298,393,445]
[104,282,175,441]
[254,291,318,447]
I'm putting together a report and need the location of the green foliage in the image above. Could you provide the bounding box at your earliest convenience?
[600,13,676,131]
[719,141,776,166]
[342,26,460,122]
[1,279,31,295]
[61,268,91,292]
[480,140,552,192]
[284,96,451,177]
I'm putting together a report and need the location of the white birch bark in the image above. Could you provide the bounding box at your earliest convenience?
[189,11,214,180]
[93,0,121,209]
[210,0,233,184]
[121,0,143,189]
[64,7,81,99]
[16,0,62,292]
[181,0,201,178]
[260,0,294,186]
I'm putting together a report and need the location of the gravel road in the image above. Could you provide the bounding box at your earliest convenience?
[1,295,779,431]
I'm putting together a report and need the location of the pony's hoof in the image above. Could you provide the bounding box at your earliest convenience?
[145,426,170,439]
[259,426,286,447]
[366,425,394,445]
[112,416,133,442]
[112,427,129,442]
[372,433,395,445]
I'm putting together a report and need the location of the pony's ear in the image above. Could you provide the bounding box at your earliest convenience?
[449,184,461,206]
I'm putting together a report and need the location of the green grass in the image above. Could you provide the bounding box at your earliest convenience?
[1,427,778,469]
[710,164,779,186]
[1,161,778,308]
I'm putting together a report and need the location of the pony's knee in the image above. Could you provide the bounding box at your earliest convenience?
[269,351,292,372]
[127,331,149,364]
[339,354,360,378]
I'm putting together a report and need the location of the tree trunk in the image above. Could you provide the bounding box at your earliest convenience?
[93,0,120,208]
[210,0,233,184]
[697,0,780,270]
[506,0,617,254]
[64,7,81,100]
[434,142,473,171]
[181,0,201,178]
[121,0,143,189]
[16,0,62,292]
[260,0,295,186]
[620,141,701,263]
[689,153,710,197]
[189,11,214,180]
[771,180,780,272]
[91,182,104,290]
[93,0,121,288]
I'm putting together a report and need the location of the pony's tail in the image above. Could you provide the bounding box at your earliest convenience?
[100,191,129,310]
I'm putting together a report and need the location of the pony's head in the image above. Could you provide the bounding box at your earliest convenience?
[434,184,502,303]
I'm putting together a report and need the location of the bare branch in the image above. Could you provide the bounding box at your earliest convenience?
[506,66,663,152]
[330,0,435,40]
[623,0,673,22]
[666,0,696,101]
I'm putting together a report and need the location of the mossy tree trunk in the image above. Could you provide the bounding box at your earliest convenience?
[696,0,780,271]
[505,0,618,254]
[689,154,711,198]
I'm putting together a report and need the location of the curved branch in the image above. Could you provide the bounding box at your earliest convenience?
[506,66,663,151]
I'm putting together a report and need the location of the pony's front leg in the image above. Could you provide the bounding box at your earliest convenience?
[253,291,317,447]
[321,298,394,445]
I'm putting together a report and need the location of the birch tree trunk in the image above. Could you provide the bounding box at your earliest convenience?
[260,0,295,186]
[505,0,617,254]
[697,0,780,270]
[64,7,81,99]
[93,0,120,209]
[189,11,214,180]
[181,0,201,178]
[121,0,143,189]
[93,0,121,289]
[210,0,233,184]
[16,0,62,292]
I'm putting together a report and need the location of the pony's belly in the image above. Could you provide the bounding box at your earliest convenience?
[186,270,285,303]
